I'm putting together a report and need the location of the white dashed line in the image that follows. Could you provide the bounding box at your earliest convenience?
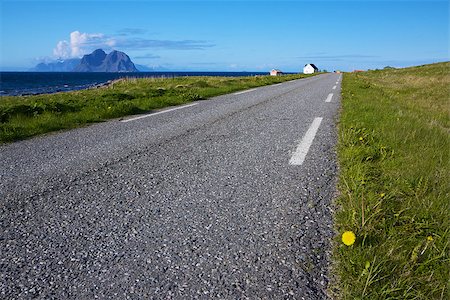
[325,93,334,102]
[289,117,323,166]
[332,85,337,90]
[120,103,198,123]
[234,88,257,95]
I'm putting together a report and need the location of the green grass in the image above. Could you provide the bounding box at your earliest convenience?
[332,62,449,299]
[0,73,316,143]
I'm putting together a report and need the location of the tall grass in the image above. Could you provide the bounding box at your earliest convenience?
[0,74,314,143]
[332,62,449,299]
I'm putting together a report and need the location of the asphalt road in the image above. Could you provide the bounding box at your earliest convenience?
[1,73,342,299]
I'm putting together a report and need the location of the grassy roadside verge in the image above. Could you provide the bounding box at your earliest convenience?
[332,62,449,299]
[0,73,316,143]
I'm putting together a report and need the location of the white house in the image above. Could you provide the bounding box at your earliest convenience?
[270,69,283,76]
[303,64,319,74]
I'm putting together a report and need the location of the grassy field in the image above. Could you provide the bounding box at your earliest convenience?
[332,62,449,299]
[0,73,314,143]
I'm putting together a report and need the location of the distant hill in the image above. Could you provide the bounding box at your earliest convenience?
[31,59,81,72]
[31,49,139,72]
[73,49,138,72]
[135,64,154,71]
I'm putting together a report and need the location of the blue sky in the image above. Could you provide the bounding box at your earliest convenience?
[0,0,448,71]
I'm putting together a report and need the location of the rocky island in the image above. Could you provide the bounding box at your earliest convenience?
[32,49,139,72]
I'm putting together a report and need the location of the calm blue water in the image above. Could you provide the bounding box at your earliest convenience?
[0,72,270,96]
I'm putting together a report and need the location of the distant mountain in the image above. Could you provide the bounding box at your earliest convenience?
[134,64,171,72]
[31,59,81,72]
[74,49,138,72]
[135,64,153,71]
[73,49,106,72]
[31,49,139,72]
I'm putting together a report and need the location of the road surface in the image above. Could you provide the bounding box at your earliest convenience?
[1,73,341,299]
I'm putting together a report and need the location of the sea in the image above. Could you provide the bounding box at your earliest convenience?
[0,72,270,96]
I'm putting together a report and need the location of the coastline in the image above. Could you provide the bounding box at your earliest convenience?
[0,71,273,97]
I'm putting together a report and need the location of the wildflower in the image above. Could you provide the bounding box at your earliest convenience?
[342,231,356,246]
[427,236,433,242]
[380,193,385,198]
[359,137,363,141]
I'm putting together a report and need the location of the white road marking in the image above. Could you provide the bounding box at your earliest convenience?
[332,85,337,90]
[120,103,198,123]
[289,117,323,165]
[234,88,257,95]
[273,83,283,87]
[325,93,334,102]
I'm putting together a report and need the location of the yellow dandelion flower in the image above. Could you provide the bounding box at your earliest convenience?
[427,236,433,242]
[380,193,385,198]
[342,231,356,246]
[359,137,363,141]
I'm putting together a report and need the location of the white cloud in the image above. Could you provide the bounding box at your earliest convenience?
[52,30,214,59]
[69,31,108,57]
[53,40,70,58]
[53,31,113,58]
